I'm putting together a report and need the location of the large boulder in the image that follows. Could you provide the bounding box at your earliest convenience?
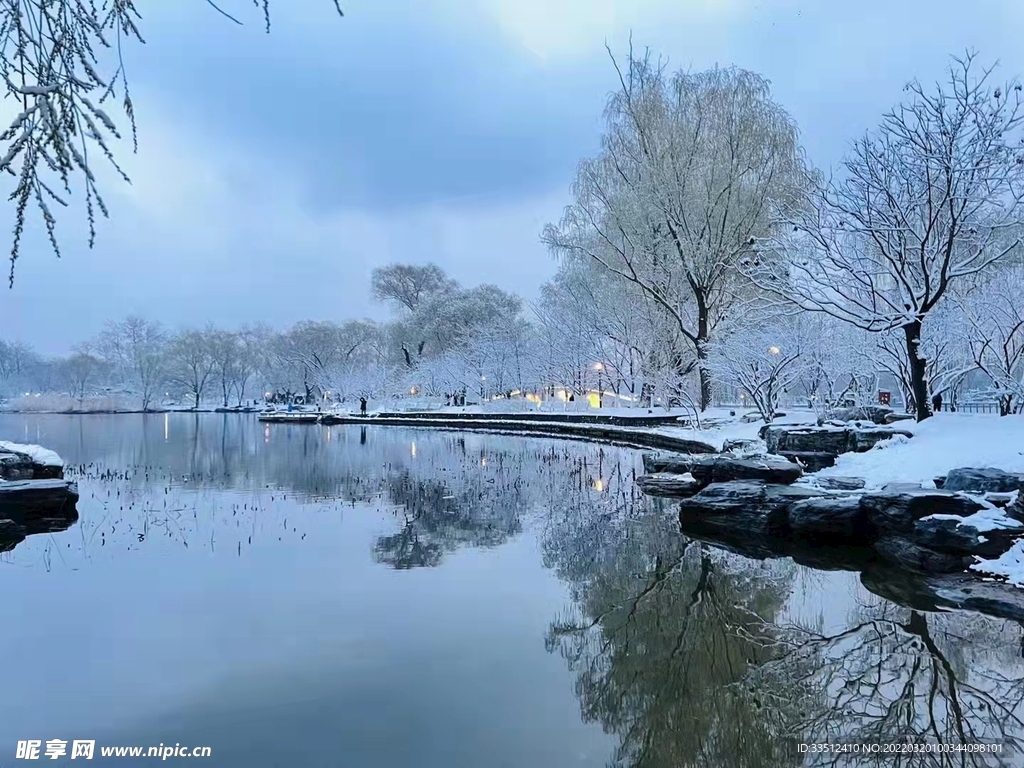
[788,496,870,541]
[942,467,1024,494]
[761,424,911,460]
[860,490,984,535]
[0,479,79,530]
[639,455,802,493]
[636,473,702,497]
[641,450,718,474]
[861,568,1024,622]
[762,425,849,455]
[912,516,982,555]
[875,536,973,574]
[0,450,35,480]
[0,447,63,481]
[678,481,825,536]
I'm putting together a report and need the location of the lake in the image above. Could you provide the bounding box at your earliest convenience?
[0,413,1022,767]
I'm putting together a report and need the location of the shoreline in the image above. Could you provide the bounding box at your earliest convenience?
[0,407,262,415]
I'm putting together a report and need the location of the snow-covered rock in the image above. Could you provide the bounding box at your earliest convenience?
[941,467,1024,494]
[0,441,63,468]
[860,489,984,534]
[640,453,802,487]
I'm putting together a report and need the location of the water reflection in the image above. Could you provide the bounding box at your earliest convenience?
[539,461,1024,766]
[0,413,1021,766]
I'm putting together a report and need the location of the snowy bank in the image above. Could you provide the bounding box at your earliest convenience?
[0,441,63,468]
[816,414,1024,488]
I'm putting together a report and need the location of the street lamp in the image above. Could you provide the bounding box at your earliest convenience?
[769,346,780,355]
[594,362,604,408]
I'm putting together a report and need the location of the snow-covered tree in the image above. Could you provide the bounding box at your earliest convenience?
[0,339,38,396]
[57,348,105,406]
[787,316,879,418]
[544,50,807,410]
[168,328,217,408]
[0,1,343,287]
[370,263,458,314]
[750,52,1024,421]
[96,316,167,409]
[708,315,809,422]
[961,265,1024,414]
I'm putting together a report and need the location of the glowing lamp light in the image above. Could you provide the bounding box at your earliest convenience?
[410,386,419,396]
[769,346,781,355]
[593,479,605,492]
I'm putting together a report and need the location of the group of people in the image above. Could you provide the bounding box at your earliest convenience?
[444,390,468,407]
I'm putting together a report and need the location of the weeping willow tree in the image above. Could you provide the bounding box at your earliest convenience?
[0,0,342,287]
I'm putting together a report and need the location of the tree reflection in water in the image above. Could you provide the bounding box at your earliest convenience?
[543,497,801,767]
[539,452,1024,768]
[747,604,1024,766]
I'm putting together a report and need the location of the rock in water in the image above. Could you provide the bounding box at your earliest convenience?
[636,473,702,497]
[678,481,825,536]
[912,516,983,554]
[788,497,870,541]
[0,519,27,552]
[860,490,984,534]
[641,454,802,485]
[874,536,972,574]
[942,467,1024,494]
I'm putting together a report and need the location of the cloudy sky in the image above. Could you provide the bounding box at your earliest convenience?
[5,0,1024,354]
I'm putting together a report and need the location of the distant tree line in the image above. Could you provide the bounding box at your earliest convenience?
[4,46,1024,421]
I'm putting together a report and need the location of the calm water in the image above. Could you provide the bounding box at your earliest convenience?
[1,414,1023,767]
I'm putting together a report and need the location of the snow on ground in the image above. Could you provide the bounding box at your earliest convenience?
[816,413,1024,488]
[971,540,1024,585]
[655,409,815,450]
[0,441,64,467]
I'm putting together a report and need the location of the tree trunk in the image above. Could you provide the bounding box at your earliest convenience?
[903,321,931,422]
[695,296,712,411]
[1000,394,1013,417]
[695,340,713,412]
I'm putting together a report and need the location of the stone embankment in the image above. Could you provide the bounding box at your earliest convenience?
[0,442,78,552]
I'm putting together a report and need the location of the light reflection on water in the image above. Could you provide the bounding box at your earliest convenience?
[0,413,1021,767]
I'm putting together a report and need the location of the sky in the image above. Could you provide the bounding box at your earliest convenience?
[4,0,1024,355]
